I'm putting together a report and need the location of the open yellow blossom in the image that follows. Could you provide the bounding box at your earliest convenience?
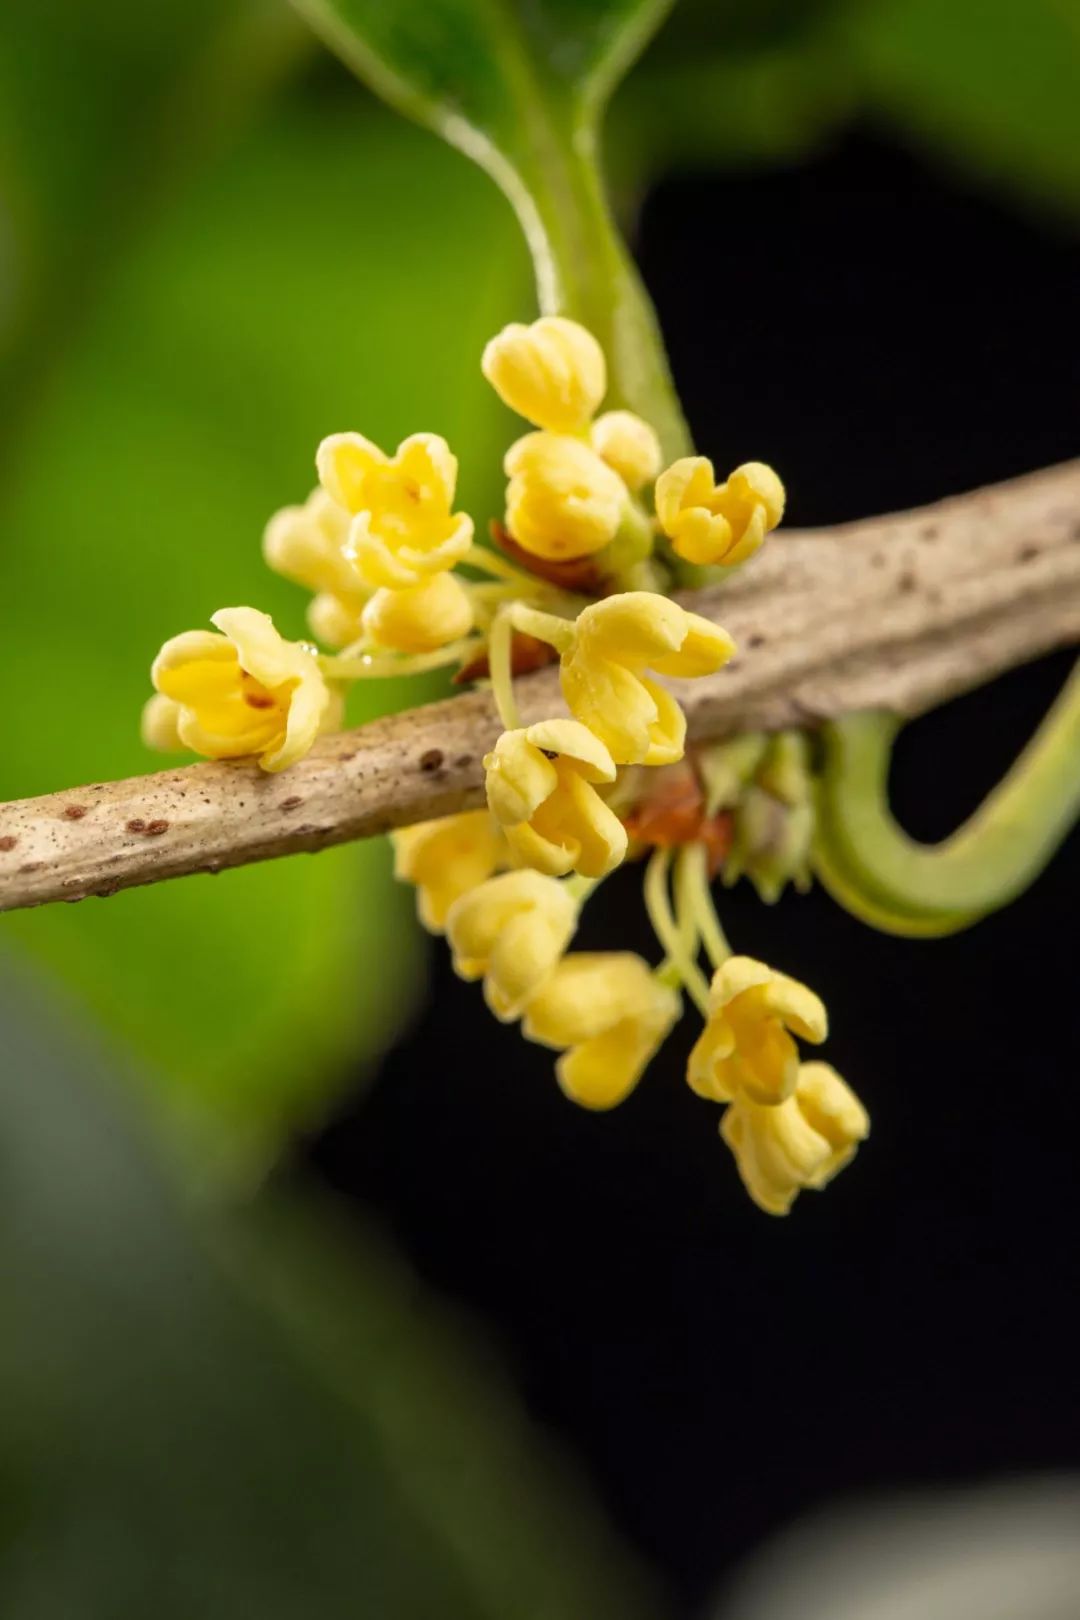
[446,868,578,1020]
[590,410,661,492]
[559,592,736,766]
[721,1062,869,1215]
[523,953,680,1110]
[482,315,606,433]
[148,607,338,772]
[316,431,473,590]
[656,457,785,567]
[687,955,827,1106]
[263,487,366,648]
[362,573,474,653]
[391,811,506,931]
[484,718,627,879]
[504,432,627,560]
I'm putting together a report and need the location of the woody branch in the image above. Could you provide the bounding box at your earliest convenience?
[2,460,1078,915]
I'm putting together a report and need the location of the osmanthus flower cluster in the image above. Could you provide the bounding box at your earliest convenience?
[141,315,868,1215]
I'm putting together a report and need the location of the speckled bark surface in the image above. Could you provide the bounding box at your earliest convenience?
[2,461,1077,912]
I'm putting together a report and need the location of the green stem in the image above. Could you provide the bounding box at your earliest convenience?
[320,637,479,680]
[515,125,691,464]
[643,847,711,1015]
[508,602,576,653]
[487,610,520,730]
[814,659,1080,928]
[463,544,537,587]
[677,843,731,968]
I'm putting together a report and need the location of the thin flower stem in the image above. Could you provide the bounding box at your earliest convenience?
[319,637,480,680]
[508,602,576,653]
[487,609,520,730]
[643,847,711,1016]
[678,843,731,970]
[564,873,600,905]
[463,544,540,587]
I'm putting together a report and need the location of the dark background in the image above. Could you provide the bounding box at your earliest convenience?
[301,129,1080,1616]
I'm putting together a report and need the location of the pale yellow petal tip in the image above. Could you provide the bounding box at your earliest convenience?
[141,693,183,753]
[590,410,661,491]
[482,316,606,433]
[656,455,785,567]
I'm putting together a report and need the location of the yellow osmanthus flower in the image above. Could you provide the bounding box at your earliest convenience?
[317,431,473,590]
[559,592,736,766]
[263,487,366,649]
[362,573,474,653]
[721,1062,870,1215]
[147,607,339,772]
[482,315,606,433]
[446,868,578,1020]
[504,432,627,560]
[590,410,661,492]
[523,952,680,1110]
[656,457,785,568]
[391,811,506,932]
[484,718,627,879]
[687,955,827,1106]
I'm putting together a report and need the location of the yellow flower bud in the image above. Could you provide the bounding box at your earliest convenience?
[361,572,474,654]
[391,811,506,932]
[484,717,627,879]
[687,955,827,1106]
[504,432,626,560]
[264,486,363,594]
[149,607,336,772]
[523,952,680,1110]
[656,456,785,567]
[721,1062,869,1215]
[560,592,736,766]
[263,488,367,649]
[307,591,365,650]
[590,410,662,492]
[316,431,473,590]
[141,692,183,753]
[445,868,578,1020]
[482,315,606,433]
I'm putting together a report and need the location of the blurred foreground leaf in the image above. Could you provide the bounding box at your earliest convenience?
[0,86,527,1176]
[0,966,660,1619]
[848,0,1080,217]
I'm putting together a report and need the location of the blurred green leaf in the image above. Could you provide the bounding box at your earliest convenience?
[1,965,661,1619]
[290,0,674,152]
[292,0,691,457]
[610,0,854,176]
[0,86,529,1177]
[847,0,1080,217]
[0,0,309,415]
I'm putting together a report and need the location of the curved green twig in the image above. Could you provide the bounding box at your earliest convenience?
[813,659,1080,932]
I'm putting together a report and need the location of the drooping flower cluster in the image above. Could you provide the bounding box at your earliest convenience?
[140,313,866,1213]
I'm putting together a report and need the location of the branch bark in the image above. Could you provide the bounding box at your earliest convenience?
[2,461,1078,914]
